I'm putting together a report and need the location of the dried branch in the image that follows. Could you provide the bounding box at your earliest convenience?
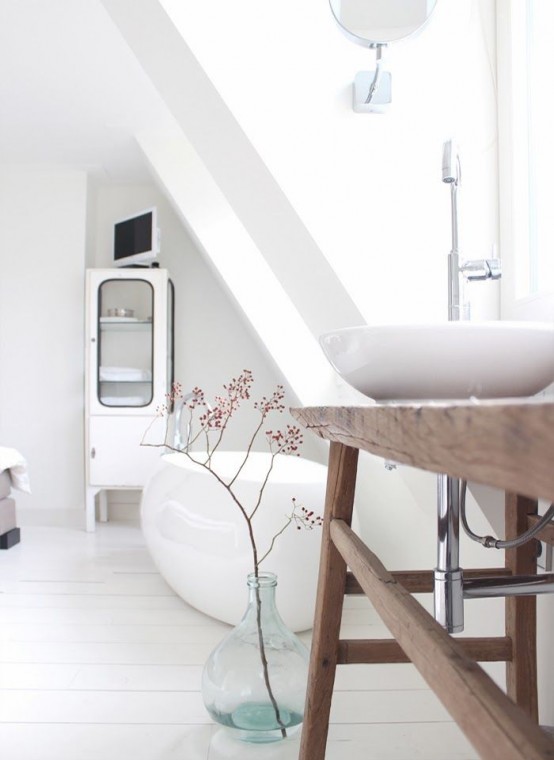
[141,371,321,739]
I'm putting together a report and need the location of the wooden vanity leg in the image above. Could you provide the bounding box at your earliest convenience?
[299,442,359,760]
[505,492,539,721]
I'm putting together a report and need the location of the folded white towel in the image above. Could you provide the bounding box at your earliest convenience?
[99,366,152,382]
[0,447,31,493]
[100,396,151,406]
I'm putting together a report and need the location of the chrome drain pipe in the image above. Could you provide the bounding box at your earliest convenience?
[464,573,554,598]
[433,475,554,628]
[434,474,464,633]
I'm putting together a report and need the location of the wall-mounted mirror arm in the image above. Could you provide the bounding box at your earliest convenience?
[354,44,391,113]
[329,0,438,113]
[365,44,385,104]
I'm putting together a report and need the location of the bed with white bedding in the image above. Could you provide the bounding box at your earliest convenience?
[0,447,30,549]
[0,469,11,499]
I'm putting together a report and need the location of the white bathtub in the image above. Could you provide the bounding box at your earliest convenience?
[141,451,328,632]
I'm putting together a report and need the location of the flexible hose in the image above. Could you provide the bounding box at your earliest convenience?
[460,479,554,549]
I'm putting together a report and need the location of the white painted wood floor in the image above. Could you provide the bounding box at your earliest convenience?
[0,522,484,759]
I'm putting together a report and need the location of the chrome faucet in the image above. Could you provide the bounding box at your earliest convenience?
[172,391,196,450]
[172,391,212,450]
[442,139,501,322]
[435,141,503,634]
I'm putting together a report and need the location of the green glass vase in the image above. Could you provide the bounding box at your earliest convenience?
[202,571,310,743]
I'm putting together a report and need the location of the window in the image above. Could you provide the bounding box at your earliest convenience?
[497,0,554,319]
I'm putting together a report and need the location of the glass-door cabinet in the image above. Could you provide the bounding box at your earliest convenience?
[87,268,173,414]
[85,268,174,531]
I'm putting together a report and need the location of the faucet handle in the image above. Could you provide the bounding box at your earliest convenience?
[461,258,502,281]
[485,258,502,280]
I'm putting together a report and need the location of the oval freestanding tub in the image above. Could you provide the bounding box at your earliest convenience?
[140,451,328,632]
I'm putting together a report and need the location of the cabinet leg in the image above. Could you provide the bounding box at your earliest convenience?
[98,490,108,523]
[299,442,359,760]
[85,488,97,533]
[505,492,538,721]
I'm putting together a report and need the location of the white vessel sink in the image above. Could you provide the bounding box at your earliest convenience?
[320,322,554,401]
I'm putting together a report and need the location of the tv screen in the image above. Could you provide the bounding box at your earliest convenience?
[114,208,159,267]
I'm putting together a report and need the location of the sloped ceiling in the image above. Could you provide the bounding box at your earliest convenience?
[0,0,365,404]
[100,0,366,404]
[0,0,179,181]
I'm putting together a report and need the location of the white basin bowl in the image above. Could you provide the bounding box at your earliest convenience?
[320,321,554,401]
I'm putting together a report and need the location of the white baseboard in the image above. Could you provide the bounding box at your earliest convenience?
[17,490,142,530]
[17,508,85,529]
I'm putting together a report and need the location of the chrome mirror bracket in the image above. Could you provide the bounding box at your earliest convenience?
[353,44,391,113]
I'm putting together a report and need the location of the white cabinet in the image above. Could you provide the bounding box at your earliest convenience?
[85,268,174,531]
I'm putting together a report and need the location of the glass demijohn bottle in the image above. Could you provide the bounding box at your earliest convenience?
[201,571,309,743]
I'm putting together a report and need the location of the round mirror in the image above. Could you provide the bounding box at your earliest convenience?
[329,0,438,47]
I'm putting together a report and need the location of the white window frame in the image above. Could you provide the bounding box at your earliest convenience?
[497,0,554,321]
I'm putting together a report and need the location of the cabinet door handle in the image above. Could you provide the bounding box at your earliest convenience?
[91,447,96,459]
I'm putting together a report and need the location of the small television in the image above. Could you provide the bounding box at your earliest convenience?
[113,207,159,267]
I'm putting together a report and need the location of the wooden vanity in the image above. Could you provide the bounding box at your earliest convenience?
[291,400,554,760]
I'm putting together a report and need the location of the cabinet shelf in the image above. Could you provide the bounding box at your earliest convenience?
[99,380,152,384]
[100,318,152,332]
[99,398,152,407]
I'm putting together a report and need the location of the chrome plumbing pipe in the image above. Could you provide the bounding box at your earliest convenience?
[464,573,554,599]
[436,142,465,633]
[443,140,463,322]
[434,140,505,632]
[448,249,462,322]
[434,474,464,633]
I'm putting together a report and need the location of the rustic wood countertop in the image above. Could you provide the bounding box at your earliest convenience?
[293,399,554,759]
[291,398,554,503]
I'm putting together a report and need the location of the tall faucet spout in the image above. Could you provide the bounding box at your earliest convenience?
[449,182,460,255]
[442,140,465,321]
[448,251,462,322]
[442,139,461,186]
[438,140,464,630]
[442,140,461,253]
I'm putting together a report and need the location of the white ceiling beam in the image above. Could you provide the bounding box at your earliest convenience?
[100,0,364,341]
[138,131,346,406]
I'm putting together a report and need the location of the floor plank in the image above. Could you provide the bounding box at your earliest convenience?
[0,523,481,759]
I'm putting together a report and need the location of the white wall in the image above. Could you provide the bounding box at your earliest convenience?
[100,0,505,567]
[97,0,504,571]
[137,0,500,550]
[0,4,501,546]
[135,1,554,718]
[0,169,320,525]
[0,169,87,521]
[159,0,499,324]
[3,0,552,723]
